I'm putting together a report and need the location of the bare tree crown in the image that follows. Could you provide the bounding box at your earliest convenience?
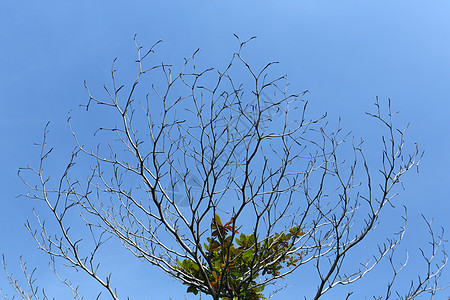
[2,36,447,300]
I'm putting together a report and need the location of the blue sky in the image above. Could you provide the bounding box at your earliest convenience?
[1,1,449,299]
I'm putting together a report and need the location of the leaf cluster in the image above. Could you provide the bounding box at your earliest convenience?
[175,215,304,299]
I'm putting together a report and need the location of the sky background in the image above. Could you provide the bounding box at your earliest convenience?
[1,1,449,299]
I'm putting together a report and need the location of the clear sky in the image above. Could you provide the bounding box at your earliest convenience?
[1,1,449,299]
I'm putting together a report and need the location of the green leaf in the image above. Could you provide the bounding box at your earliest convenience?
[187,286,198,295]
[213,214,223,226]
[247,234,256,244]
[243,249,253,262]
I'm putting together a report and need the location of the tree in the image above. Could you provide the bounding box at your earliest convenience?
[1,35,448,299]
